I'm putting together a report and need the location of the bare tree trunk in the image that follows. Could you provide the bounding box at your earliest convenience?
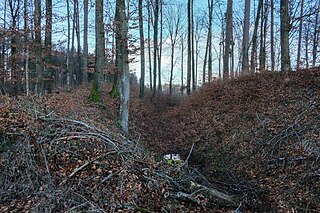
[312,6,319,67]
[147,0,152,91]
[157,0,162,91]
[24,0,29,96]
[34,0,44,96]
[280,0,291,71]
[116,0,130,133]
[89,0,104,101]
[250,0,262,73]
[223,0,232,79]
[187,0,191,94]
[270,0,275,71]
[296,0,304,70]
[153,0,158,95]
[82,0,88,83]
[45,0,52,93]
[75,0,81,84]
[207,0,214,82]
[191,0,196,91]
[139,0,145,97]
[305,22,309,69]
[242,0,250,74]
[181,33,184,94]
[66,0,71,91]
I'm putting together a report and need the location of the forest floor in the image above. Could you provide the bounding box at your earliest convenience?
[1,68,320,212]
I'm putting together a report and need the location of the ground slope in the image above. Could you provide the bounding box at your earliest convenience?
[132,68,320,212]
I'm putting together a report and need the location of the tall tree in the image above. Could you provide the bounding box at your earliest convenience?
[34,0,44,95]
[296,0,304,70]
[250,0,263,73]
[207,0,214,82]
[153,0,159,94]
[242,0,250,74]
[165,3,182,95]
[147,0,152,91]
[138,0,145,97]
[24,0,29,96]
[89,0,104,101]
[223,0,233,79]
[191,0,196,91]
[312,4,319,67]
[82,0,88,83]
[157,0,162,91]
[44,0,52,93]
[280,0,291,71]
[270,0,275,71]
[115,0,130,133]
[187,0,191,94]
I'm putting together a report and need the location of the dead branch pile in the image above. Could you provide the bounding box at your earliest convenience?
[0,98,239,212]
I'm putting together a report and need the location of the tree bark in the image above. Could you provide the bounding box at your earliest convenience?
[138,0,145,97]
[153,0,159,95]
[270,0,275,71]
[82,0,88,83]
[187,0,191,94]
[280,0,291,71]
[241,0,250,74]
[45,0,52,93]
[296,0,304,70]
[250,0,262,73]
[34,0,44,96]
[312,6,319,67]
[115,0,130,133]
[223,0,233,80]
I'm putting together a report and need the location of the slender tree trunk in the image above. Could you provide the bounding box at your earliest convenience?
[312,6,319,67]
[116,0,130,133]
[139,0,145,97]
[250,0,262,73]
[181,34,184,94]
[147,0,152,90]
[169,43,174,95]
[259,0,264,71]
[280,0,291,71]
[34,0,44,96]
[191,0,196,91]
[66,0,71,91]
[270,0,275,71]
[83,0,88,83]
[207,0,214,82]
[24,0,29,96]
[45,0,52,93]
[305,23,309,68]
[263,0,268,69]
[202,40,208,83]
[223,0,233,79]
[157,0,162,91]
[153,0,158,95]
[75,0,81,84]
[242,0,250,74]
[95,0,104,94]
[296,0,304,70]
[187,0,191,94]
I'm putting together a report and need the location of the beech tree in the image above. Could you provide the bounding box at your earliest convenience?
[165,3,182,95]
[280,0,291,71]
[82,0,88,83]
[241,0,250,74]
[34,0,44,95]
[223,0,233,79]
[44,0,52,93]
[187,0,191,94]
[89,0,104,102]
[139,0,145,97]
[115,0,130,132]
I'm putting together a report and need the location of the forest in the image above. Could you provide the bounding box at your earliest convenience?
[0,0,320,212]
